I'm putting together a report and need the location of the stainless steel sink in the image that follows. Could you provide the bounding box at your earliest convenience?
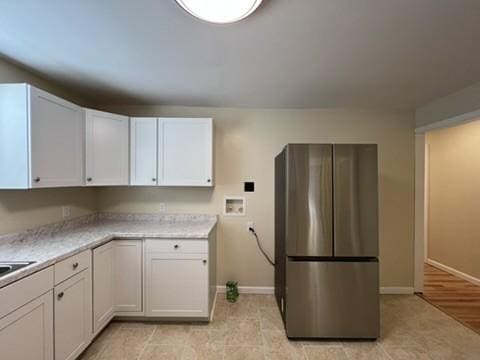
[0,262,35,278]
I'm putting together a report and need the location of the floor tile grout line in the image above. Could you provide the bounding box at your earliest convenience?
[136,324,157,359]
[377,342,395,360]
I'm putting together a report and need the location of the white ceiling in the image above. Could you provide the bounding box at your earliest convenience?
[1,0,480,109]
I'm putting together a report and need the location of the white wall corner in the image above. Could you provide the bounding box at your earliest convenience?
[414,133,426,293]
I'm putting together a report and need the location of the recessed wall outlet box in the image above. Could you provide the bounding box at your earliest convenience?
[62,206,71,219]
[247,221,255,231]
[244,182,255,192]
[159,203,166,212]
[224,197,246,216]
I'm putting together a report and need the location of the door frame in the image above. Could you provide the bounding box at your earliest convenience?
[414,108,480,293]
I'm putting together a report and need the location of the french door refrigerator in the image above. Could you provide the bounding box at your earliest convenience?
[275,144,379,339]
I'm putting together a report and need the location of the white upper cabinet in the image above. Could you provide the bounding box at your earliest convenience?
[130,117,158,186]
[158,118,213,186]
[0,84,84,189]
[85,109,129,186]
[0,84,213,189]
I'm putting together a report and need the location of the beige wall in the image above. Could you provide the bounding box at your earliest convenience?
[416,81,480,128]
[426,119,480,279]
[0,188,97,235]
[0,57,416,287]
[98,105,415,288]
[0,57,98,235]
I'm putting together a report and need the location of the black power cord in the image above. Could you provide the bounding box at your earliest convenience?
[249,227,275,266]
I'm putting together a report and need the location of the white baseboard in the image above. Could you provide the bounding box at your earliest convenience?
[426,258,480,286]
[216,286,274,294]
[380,287,414,294]
[216,285,414,295]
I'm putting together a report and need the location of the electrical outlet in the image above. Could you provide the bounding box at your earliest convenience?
[247,221,254,231]
[158,203,166,212]
[62,206,71,219]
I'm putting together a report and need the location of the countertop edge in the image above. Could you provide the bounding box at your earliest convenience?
[0,220,217,290]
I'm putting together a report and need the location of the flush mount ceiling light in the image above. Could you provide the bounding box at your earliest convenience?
[175,0,263,24]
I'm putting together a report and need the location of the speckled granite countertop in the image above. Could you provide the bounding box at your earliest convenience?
[0,213,217,289]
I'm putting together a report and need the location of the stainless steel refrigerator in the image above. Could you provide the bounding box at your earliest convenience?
[275,144,379,339]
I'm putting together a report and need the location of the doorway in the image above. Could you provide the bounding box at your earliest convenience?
[415,117,480,334]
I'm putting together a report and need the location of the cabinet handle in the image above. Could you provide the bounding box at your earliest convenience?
[34,177,41,183]
[86,177,92,182]
[72,262,79,269]
[57,292,64,300]
[203,259,207,264]
[174,244,179,249]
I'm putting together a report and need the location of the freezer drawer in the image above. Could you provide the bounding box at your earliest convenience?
[286,260,379,339]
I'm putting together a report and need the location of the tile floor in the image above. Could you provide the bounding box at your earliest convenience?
[79,294,480,359]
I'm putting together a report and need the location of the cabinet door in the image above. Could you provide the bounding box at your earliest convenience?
[93,241,115,334]
[158,118,213,186]
[130,117,158,186]
[114,240,143,313]
[54,269,92,360]
[0,291,53,360]
[85,109,129,186]
[30,86,84,188]
[145,253,208,317]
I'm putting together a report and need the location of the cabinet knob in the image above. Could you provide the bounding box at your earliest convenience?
[203,259,207,264]
[86,177,92,182]
[174,244,179,249]
[152,178,156,182]
[207,179,211,183]
[57,292,64,300]
[72,262,79,269]
[34,177,41,183]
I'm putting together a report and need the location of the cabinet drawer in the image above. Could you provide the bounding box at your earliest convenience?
[145,239,208,254]
[54,250,91,285]
[0,266,54,319]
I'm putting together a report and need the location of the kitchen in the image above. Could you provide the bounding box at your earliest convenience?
[1,1,480,359]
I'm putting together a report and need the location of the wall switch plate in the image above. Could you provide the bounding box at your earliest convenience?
[247,221,255,231]
[62,206,71,219]
[158,203,166,212]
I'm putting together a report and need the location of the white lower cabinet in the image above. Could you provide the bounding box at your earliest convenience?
[93,241,115,334]
[0,233,215,360]
[145,251,209,318]
[54,269,92,360]
[114,240,143,313]
[0,291,54,360]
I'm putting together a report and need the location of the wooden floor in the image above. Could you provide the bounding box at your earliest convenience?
[420,263,480,334]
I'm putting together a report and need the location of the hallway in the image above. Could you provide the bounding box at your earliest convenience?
[421,263,480,334]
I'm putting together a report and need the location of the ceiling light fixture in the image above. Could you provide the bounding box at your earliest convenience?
[175,0,263,24]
